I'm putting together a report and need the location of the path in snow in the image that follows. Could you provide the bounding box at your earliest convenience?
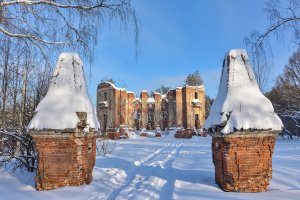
[104,142,182,200]
[0,137,300,200]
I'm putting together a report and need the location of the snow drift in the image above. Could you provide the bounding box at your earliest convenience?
[205,49,283,134]
[28,53,99,130]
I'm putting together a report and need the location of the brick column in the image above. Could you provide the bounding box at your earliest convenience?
[140,91,148,129]
[30,129,96,191]
[212,132,279,192]
[153,93,161,129]
[175,88,183,128]
[127,92,135,128]
[120,90,128,125]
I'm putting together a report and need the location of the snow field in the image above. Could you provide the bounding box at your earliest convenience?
[0,137,299,200]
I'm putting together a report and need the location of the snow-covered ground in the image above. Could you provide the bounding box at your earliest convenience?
[1,136,300,200]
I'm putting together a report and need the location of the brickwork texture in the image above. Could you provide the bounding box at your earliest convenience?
[33,134,96,190]
[212,135,276,192]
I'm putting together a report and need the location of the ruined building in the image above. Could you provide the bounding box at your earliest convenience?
[97,82,205,133]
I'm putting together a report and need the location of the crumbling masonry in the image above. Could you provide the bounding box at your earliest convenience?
[97,82,205,133]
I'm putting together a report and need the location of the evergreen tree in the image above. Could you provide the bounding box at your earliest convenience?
[184,71,203,86]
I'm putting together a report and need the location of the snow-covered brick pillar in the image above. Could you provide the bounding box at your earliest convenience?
[28,53,99,190]
[205,49,283,192]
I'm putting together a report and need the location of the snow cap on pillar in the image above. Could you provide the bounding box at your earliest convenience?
[28,52,99,131]
[204,49,283,134]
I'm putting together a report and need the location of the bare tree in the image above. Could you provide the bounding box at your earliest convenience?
[155,85,171,95]
[245,0,300,90]
[0,130,36,172]
[96,139,116,156]
[205,95,214,119]
[0,0,140,173]
[101,76,115,84]
[266,47,300,138]
[0,0,140,62]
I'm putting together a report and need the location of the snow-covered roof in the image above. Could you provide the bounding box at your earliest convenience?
[185,85,205,90]
[192,99,201,103]
[134,98,141,102]
[147,97,155,103]
[204,49,283,134]
[28,53,99,131]
[141,90,148,93]
[102,81,127,91]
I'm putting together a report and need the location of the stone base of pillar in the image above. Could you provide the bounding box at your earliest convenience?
[212,133,277,192]
[32,133,96,190]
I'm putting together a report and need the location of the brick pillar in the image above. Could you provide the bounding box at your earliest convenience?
[127,92,135,128]
[153,93,161,129]
[167,90,176,127]
[184,87,194,129]
[140,91,148,129]
[30,128,96,190]
[199,89,205,127]
[212,132,278,192]
[114,89,120,128]
[175,88,183,128]
[120,90,127,125]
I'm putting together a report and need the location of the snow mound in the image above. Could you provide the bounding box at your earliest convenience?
[28,53,99,131]
[204,49,283,134]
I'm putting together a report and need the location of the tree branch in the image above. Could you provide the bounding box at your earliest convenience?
[0,27,66,45]
[1,0,116,10]
[254,17,300,47]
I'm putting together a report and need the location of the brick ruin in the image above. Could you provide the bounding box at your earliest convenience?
[30,114,97,191]
[31,129,96,190]
[205,49,282,192]
[28,53,98,190]
[212,133,278,192]
[97,82,205,135]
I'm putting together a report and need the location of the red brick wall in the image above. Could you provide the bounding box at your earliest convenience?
[212,135,276,192]
[33,134,96,190]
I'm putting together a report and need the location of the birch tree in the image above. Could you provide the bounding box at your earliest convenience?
[245,0,300,90]
[0,0,139,62]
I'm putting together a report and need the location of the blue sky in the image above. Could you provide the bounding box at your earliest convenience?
[86,0,298,103]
